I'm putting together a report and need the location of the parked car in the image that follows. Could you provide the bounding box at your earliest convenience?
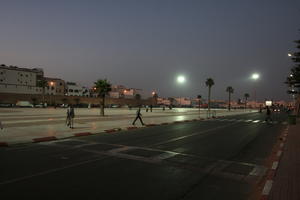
[16,101,34,108]
[34,104,44,108]
[0,103,13,107]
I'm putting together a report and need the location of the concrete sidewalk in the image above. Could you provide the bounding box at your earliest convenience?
[267,119,300,200]
[0,107,255,146]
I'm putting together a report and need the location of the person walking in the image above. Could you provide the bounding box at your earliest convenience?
[132,106,145,126]
[0,120,3,130]
[265,106,272,123]
[66,105,75,128]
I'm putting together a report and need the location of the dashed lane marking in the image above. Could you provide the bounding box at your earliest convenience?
[262,180,273,196]
[271,161,279,170]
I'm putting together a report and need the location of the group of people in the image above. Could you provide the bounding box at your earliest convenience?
[0,105,283,132]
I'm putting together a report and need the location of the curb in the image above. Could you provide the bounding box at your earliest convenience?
[33,136,57,143]
[74,132,92,137]
[260,126,289,199]
[0,142,8,147]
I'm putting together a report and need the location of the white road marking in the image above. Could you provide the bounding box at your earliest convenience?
[245,120,253,122]
[271,161,278,170]
[280,143,284,148]
[262,180,273,195]
[0,157,104,186]
[277,150,282,157]
[252,120,260,123]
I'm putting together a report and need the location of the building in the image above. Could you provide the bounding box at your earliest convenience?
[110,85,144,99]
[0,64,44,94]
[44,77,66,96]
[157,98,171,106]
[174,97,192,107]
[65,82,89,97]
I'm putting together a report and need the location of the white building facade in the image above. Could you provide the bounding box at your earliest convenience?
[0,65,43,94]
[65,82,89,97]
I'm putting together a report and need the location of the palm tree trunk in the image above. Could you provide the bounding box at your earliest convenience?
[100,96,105,116]
[42,88,45,107]
[228,93,231,111]
[208,87,211,114]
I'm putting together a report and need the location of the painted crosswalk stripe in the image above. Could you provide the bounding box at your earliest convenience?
[253,120,260,123]
[245,120,253,122]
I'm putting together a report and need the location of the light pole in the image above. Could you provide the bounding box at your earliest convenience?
[176,75,186,107]
[251,73,260,108]
[197,95,202,117]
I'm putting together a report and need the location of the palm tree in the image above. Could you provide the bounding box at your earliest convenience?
[226,86,234,111]
[244,93,250,109]
[205,78,215,114]
[135,94,141,100]
[94,79,112,116]
[37,78,48,107]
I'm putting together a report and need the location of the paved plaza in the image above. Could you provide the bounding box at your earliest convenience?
[0,107,255,145]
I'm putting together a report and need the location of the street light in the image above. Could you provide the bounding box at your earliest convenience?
[197,95,202,117]
[176,75,186,107]
[288,53,293,57]
[177,75,186,84]
[251,73,260,108]
[251,73,260,80]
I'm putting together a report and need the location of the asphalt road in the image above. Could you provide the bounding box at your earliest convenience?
[0,112,287,200]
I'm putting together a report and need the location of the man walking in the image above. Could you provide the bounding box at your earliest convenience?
[66,105,75,129]
[265,106,272,123]
[132,106,145,126]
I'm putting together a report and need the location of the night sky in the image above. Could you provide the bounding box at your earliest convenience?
[1,0,300,101]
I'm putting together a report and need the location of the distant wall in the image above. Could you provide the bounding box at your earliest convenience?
[0,93,156,106]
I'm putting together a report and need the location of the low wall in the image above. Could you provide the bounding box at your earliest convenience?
[0,93,156,106]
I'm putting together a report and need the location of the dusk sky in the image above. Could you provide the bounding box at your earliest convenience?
[1,0,300,101]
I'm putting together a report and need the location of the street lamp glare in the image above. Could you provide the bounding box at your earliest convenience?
[288,53,292,57]
[251,73,260,80]
[177,75,186,84]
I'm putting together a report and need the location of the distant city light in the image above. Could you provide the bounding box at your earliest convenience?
[50,82,54,86]
[177,75,186,84]
[152,91,156,95]
[288,53,292,57]
[290,74,294,77]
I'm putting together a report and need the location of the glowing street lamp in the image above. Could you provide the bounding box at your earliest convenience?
[251,73,260,80]
[177,75,186,84]
[250,73,260,108]
[288,53,293,57]
[176,75,186,107]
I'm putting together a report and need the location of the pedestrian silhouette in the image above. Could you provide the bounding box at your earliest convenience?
[0,120,3,130]
[265,106,272,123]
[66,105,75,128]
[132,107,145,126]
[150,105,153,112]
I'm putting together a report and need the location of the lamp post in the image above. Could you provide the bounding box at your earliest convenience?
[251,73,260,108]
[49,81,55,106]
[197,95,202,117]
[176,75,186,107]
